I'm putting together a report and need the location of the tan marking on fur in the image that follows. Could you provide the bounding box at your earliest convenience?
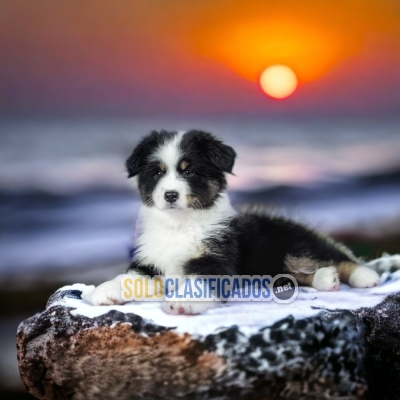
[290,271,316,287]
[180,160,189,171]
[337,261,361,283]
[158,162,166,172]
[208,180,220,199]
[186,194,197,208]
[284,255,332,274]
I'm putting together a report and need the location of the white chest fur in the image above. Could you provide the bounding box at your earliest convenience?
[134,194,236,275]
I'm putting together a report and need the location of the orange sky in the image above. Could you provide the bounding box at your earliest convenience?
[1,0,400,116]
[189,0,400,82]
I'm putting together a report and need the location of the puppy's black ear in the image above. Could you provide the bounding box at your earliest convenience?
[208,139,236,173]
[184,130,237,173]
[126,132,160,178]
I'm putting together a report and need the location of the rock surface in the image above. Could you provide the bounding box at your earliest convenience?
[17,279,400,399]
[17,257,400,400]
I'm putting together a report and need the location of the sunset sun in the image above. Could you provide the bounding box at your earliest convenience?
[259,65,298,99]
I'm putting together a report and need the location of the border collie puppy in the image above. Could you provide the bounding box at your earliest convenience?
[90,130,380,314]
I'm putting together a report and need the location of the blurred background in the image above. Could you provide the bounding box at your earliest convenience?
[1,0,400,397]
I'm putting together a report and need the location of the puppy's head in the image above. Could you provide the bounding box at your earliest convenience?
[126,130,236,211]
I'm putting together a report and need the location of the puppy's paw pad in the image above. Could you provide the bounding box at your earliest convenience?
[312,266,340,291]
[90,280,124,306]
[349,267,380,288]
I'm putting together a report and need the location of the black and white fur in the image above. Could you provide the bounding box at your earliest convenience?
[90,130,380,314]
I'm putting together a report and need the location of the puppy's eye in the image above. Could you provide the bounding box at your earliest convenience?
[154,171,164,180]
[184,170,195,177]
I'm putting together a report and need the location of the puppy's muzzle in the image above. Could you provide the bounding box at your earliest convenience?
[164,191,179,203]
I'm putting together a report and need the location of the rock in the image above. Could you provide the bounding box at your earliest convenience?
[17,305,219,400]
[359,293,400,399]
[17,277,400,400]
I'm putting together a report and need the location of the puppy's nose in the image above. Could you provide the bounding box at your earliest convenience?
[164,191,179,203]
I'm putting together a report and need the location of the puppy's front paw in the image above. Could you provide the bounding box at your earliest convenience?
[349,266,380,288]
[162,300,217,315]
[90,279,125,306]
[312,266,340,291]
